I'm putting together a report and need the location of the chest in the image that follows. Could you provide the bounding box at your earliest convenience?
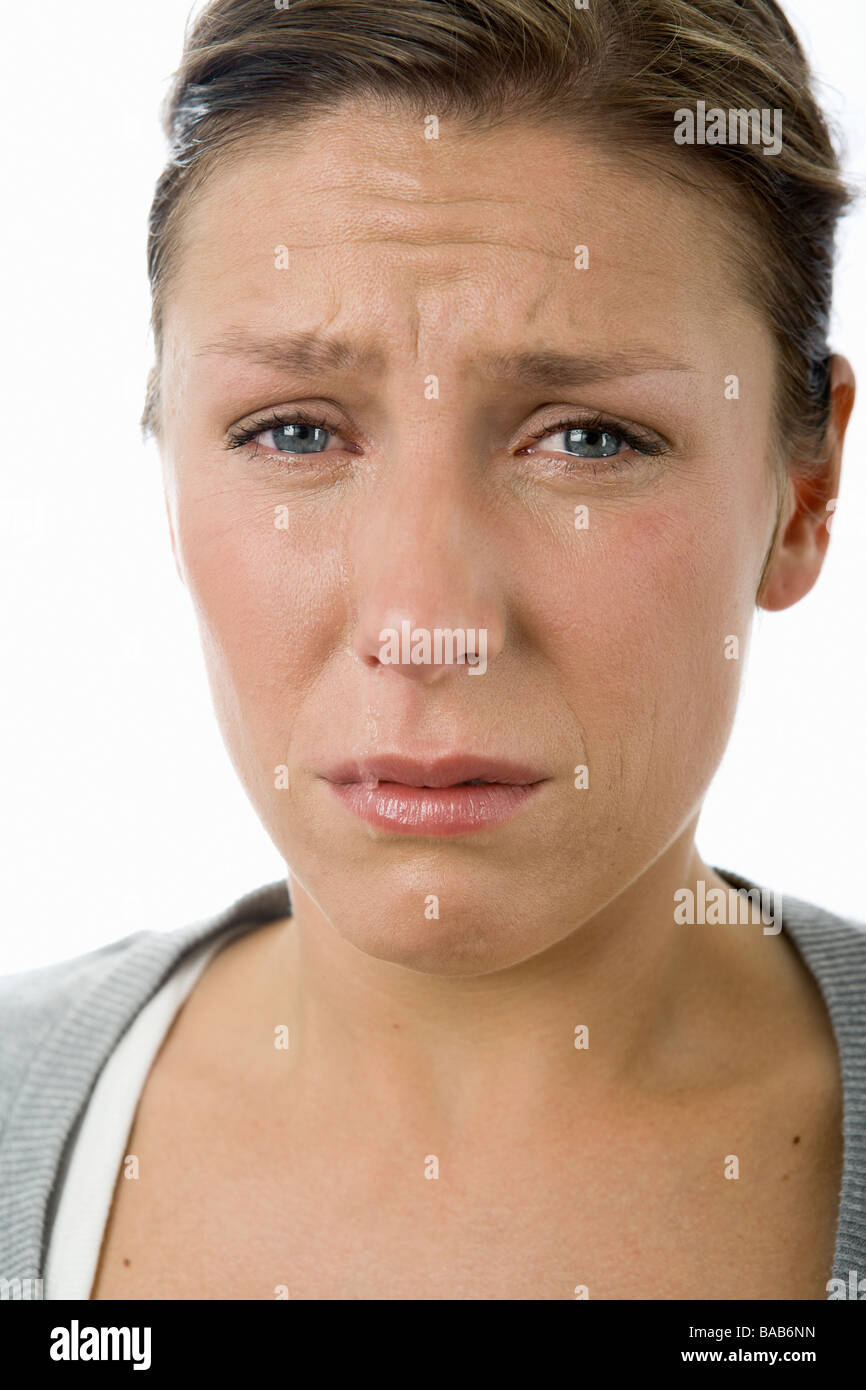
[90,1075,840,1300]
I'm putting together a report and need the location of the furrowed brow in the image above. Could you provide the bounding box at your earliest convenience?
[478,349,696,387]
[196,330,386,376]
[196,333,694,387]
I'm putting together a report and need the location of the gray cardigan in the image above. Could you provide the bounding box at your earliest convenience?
[1,869,864,1297]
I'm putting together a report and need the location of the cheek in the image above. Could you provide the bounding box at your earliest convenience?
[175,489,336,776]
[528,490,763,803]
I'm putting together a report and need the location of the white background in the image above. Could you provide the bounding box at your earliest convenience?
[1,0,864,972]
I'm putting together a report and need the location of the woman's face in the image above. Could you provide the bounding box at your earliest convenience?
[159,102,791,973]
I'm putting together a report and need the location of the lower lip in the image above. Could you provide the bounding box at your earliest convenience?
[326,780,545,835]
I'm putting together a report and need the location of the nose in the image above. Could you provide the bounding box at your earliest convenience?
[351,440,505,685]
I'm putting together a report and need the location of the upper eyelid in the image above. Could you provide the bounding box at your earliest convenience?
[525,415,655,440]
[226,408,353,450]
[523,416,670,455]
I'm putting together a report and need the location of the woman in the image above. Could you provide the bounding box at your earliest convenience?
[1,0,863,1301]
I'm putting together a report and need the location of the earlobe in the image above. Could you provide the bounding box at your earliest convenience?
[757,476,829,612]
[757,355,855,613]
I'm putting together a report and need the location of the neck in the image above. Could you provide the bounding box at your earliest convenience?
[226,831,781,1128]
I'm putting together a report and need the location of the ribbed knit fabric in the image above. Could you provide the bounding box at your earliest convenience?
[0,879,292,1296]
[718,870,866,1284]
[0,868,863,1297]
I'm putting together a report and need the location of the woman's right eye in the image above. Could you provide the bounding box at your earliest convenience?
[227,412,350,457]
[265,421,334,454]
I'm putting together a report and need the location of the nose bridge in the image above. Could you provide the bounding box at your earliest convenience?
[351,412,503,683]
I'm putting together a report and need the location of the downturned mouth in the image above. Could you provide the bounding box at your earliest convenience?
[323,763,547,835]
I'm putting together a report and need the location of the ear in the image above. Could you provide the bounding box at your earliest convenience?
[758,355,855,612]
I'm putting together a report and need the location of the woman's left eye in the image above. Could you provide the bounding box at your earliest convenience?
[524,417,667,463]
[542,425,625,459]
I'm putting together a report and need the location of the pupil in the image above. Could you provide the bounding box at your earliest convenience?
[565,427,619,459]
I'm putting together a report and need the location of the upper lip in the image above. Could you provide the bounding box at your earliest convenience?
[322,754,547,788]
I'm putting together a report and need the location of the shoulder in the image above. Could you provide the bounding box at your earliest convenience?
[0,878,291,1138]
[715,865,866,986]
[774,886,866,1282]
[774,884,866,1018]
[715,867,866,1284]
[0,932,146,1124]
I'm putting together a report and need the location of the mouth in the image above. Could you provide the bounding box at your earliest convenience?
[320,754,548,836]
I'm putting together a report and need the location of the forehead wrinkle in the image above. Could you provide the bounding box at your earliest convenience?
[223,228,572,261]
[313,181,535,209]
[520,266,563,328]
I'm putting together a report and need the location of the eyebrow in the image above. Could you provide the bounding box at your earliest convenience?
[480,348,696,386]
[196,330,385,375]
[196,331,695,386]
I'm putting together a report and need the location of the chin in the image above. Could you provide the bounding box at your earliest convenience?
[327,893,550,976]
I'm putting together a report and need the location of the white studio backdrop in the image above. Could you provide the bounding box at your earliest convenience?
[1,0,864,973]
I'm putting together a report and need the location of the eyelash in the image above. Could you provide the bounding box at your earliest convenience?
[523,412,669,463]
[225,408,669,466]
[226,409,339,455]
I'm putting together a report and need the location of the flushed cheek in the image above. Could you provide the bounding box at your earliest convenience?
[536,502,756,821]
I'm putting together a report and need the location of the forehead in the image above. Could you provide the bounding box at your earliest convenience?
[162,100,763,381]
